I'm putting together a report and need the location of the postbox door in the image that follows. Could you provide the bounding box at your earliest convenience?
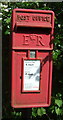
[12,49,52,108]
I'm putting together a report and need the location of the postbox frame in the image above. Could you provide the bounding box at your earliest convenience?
[11,8,54,108]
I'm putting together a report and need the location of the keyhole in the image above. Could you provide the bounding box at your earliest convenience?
[20,76,22,79]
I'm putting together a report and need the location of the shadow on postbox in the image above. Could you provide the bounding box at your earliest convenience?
[11,8,54,108]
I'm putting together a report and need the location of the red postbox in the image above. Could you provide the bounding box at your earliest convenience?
[11,8,54,108]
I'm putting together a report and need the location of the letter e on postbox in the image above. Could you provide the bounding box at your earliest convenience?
[11,8,54,108]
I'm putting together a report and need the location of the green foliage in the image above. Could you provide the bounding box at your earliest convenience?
[32,108,38,117]
[37,108,46,116]
[55,99,62,107]
[32,108,46,117]
[2,2,63,120]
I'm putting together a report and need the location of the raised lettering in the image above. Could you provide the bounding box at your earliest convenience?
[23,35,29,45]
[17,15,30,21]
[32,16,50,22]
[17,14,50,23]
[36,35,45,46]
[30,35,36,41]
[46,17,50,22]
[23,34,45,46]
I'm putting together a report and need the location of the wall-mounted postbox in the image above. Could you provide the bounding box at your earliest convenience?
[11,8,54,108]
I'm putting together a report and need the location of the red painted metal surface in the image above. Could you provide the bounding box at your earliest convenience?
[11,8,54,108]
